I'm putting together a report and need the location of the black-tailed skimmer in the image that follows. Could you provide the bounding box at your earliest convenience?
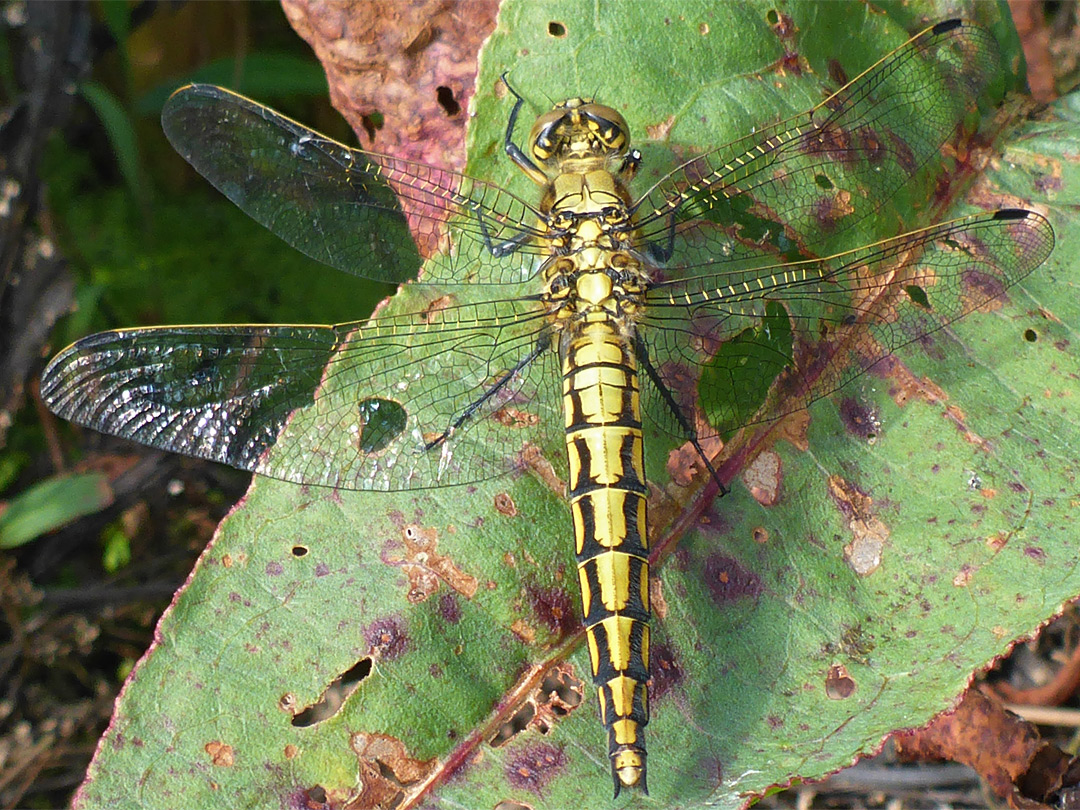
[41,19,1055,795]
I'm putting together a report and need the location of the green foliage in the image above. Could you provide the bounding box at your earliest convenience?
[0,473,112,549]
[0,451,28,493]
[42,140,391,343]
[136,53,330,116]
[79,80,147,210]
[101,523,132,573]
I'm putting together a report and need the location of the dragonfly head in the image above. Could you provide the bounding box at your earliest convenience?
[529,98,630,168]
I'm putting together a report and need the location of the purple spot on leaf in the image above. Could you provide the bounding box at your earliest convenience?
[884,130,917,173]
[828,58,848,86]
[839,396,879,439]
[365,616,409,660]
[650,643,684,701]
[438,592,461,624]
[1034,174,1062,193]
[527,585,575,637]
[703,555,763,605]
[962,268,1007,303]
[506,742,567,793]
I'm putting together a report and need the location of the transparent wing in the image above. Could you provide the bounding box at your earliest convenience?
[41,295,563,491]
[631,20,1000,268]
[161,84,549,287]
[639,210,1055,441]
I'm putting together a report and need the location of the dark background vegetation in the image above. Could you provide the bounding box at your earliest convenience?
[0,4,390,806]
[0,2,1076,808]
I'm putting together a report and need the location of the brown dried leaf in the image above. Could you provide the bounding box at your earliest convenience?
[281,0,498,167]
[894,689,1078,808]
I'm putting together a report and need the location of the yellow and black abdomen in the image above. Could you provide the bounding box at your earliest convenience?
[561,316,650,794]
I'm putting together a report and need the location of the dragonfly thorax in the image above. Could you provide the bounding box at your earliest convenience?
[542,250,646,325]
[528,98,630,170]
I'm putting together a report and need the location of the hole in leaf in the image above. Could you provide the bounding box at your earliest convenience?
[547,20,566,37]
[491,702,535,747]
[291,657,372,727]
[291,545,308,557]
[904,284,931,310]
[349,732,436,804]
[304,785,328,806]
[766,8,780,25]
[814,173,833,190]
[360,111,384,142]
[541,668,582,714]
[357,398,407,453]
[436,85,460,116]
[1024,328,1038,342]
[490,666,583,746]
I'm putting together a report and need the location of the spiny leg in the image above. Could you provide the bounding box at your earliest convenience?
[635,335,727,495]
[424,338,549,450]
[500,72,547,185]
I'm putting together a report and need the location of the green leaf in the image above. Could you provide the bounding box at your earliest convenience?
[72,2,1078,809]
[79,81,148,210]
[0,451,29,493]
[0,473,112,549]
[101,524,133,573]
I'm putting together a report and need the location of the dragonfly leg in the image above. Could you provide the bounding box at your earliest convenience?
[634,336,728,495]
[501,73,548,185]
[473,206,534,258]
[424,338,549,451]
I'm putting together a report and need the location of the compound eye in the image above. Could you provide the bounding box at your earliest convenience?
[581,103,629,151]
[528,109,567,162]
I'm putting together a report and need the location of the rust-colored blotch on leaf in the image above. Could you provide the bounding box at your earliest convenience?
[824,665,856,700]
[204,740,235,767]
[895,689,1077,806]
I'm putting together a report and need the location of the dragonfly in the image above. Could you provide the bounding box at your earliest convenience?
[41,19,1054,796]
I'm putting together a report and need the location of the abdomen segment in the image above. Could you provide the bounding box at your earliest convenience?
[561,319,650,795]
